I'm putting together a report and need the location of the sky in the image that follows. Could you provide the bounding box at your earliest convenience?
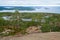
[0,0,60,6]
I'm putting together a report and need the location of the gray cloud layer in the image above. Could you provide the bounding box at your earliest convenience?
[0,0,60,6]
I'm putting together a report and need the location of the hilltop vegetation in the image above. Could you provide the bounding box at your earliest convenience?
[0,11,60,36]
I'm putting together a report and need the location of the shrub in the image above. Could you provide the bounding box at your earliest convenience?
[0,26,4,32]
[41,24,51,32]
[51,26,60,32]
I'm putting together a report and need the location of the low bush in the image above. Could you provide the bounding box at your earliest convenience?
[51,26,60,32]
[41,24,51,32]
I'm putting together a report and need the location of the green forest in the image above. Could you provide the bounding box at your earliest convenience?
[0,11,60,36]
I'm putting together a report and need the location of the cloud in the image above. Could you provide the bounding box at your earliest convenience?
[35,6,60,13]
[0,0,60,6]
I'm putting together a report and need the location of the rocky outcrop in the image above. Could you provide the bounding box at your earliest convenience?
[26,26,41,34]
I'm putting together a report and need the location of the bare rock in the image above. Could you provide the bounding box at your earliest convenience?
[26,26,41,34]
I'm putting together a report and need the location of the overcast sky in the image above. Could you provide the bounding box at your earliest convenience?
[0,0,60,6]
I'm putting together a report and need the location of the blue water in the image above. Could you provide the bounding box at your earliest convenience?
[0,6,35,11]
[0,6,60,13]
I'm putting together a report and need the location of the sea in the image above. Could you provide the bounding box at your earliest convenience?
[0,6,60,14]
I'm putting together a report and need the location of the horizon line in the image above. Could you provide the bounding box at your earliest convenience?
[0,5,60,6]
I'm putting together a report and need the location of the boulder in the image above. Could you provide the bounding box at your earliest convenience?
[26,26,41,34]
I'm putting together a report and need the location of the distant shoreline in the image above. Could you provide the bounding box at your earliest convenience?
[0,10,60,14]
